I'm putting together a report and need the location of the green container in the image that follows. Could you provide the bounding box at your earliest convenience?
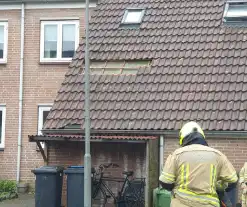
[153,188,171,207]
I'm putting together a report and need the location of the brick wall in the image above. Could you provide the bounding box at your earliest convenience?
[0,9,22,180]
[0,7,87,182]
[48,141,146,207]
[163,137,247,203]
[163,137,247,171]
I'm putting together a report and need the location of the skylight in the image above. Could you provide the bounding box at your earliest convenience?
[122,9,145,24]
[223,1,247,23]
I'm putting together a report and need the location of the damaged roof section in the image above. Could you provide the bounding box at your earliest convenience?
[90,60,151,75]
[44,0,247,131]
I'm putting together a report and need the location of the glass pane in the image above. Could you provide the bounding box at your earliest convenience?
[124,10,143,23]
[0,111,2,143]
[0,26,4,59]
[0,43,3,59]
[62,24,76,58]
[227,5,247,18]
[0,26,4,43]
[43,111,50,125]
[44,24,57,58]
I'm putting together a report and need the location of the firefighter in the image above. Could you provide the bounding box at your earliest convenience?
[239,162,247,207]
[159,121,238,207]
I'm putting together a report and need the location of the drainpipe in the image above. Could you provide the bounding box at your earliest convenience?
[17,3,25,183]
[159,135,164,175]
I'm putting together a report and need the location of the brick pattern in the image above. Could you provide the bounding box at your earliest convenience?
[0,7,87,182]
[163,137,247,203]
[0,9,22,180]
[48,141,146,207]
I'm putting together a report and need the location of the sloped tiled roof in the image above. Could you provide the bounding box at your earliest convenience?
[44,0,247,131]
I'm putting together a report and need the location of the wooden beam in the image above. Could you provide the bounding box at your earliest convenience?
[36,141,48,165]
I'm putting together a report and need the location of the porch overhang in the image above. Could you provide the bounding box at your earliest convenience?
[29,134,158,143]
[40,128,247,138]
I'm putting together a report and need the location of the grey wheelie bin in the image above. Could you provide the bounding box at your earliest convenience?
[64,166,84,207]
[32,166,64,207]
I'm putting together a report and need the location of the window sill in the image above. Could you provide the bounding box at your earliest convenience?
[0,60,7,65]
[0,148,4,151]
[39,58,72,65]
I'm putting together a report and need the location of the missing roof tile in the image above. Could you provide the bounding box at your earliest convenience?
[90,60,151,75]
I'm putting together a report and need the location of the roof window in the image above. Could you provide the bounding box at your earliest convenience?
[90,60,151,75]
[121,8,145,25]
[223,1,247,23]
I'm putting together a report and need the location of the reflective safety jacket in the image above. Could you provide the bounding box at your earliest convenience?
[159,144,238,207]
[239,162,247,185]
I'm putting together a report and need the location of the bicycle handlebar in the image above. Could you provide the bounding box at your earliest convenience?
[95,163,120,175]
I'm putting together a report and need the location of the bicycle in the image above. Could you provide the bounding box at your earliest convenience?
[91,163,145,207]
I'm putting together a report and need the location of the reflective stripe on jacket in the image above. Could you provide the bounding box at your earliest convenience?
[239,162,247,185]
[159,144,238,207]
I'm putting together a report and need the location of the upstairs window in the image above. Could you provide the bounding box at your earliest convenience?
[121,8,145,27]
[0,106,6,149]
[90,60,151,75]
[0,22,8,63]
[223,2,247,23]
[40,20,79,63]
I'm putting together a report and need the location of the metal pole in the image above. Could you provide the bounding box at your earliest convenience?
[84,0,91,205]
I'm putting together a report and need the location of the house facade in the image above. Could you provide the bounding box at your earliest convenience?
[0,0,97,185]
[29,0,247,206]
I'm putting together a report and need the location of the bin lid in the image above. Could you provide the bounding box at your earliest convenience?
[68,166,84,168]
[32,166,64,174]
[64,166,84,174]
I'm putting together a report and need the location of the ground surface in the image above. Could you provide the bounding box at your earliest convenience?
[0,194,35,207]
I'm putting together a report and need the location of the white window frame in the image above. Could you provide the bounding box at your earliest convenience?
[0,106,6,149]
[121,8,145,24]
[223,1,247,23]
[38,105,52,149]
[0,22,8,64]
[40,20,79,63]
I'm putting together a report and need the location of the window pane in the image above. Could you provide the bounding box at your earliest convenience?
[0,111,2,143]
[227,5,247,18]
[124,10,143,23]
[43,111,50,125]
[62,24,76,58]
[0,26,4,59]
[44,24,57,58]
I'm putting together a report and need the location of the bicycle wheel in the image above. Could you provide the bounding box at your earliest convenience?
[92,186,107,207]
[123,181,145,207]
